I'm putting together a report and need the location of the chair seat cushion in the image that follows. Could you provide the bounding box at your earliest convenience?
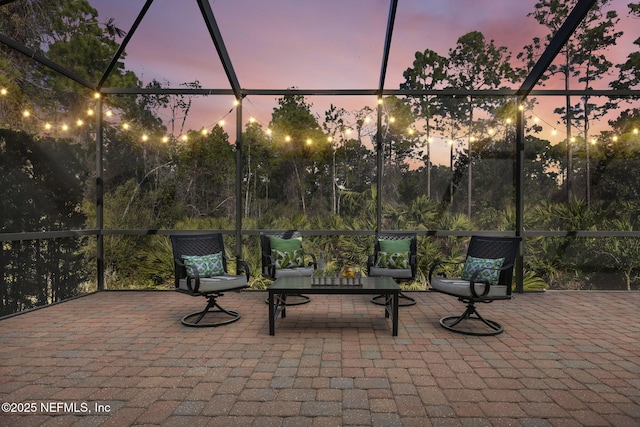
[369,266,413,279]
[273,266,314,278]
[430,277,508,298]
[179,275,247,293]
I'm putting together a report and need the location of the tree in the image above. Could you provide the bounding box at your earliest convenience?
[0,129,88,315]
[173,125,236,219]
[401,49,449,199]
[242,120,273,218]
[612,2,640,90]
[446,31,517,218]
[522,0,621,203]
[269,94,328,215]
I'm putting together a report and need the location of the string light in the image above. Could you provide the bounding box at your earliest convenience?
[18,85,617,154]
[1,88,7,95]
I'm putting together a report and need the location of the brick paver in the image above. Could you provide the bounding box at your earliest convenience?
[0,290,639,426]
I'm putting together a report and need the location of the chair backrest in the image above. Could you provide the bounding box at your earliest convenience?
[260,231,303,277]
[374,232,417,257]
[374,231,417,278]
[466,236,521,293]
[170,233,227,287]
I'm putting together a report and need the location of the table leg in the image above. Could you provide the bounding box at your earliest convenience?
[392,291,399,336]
[269,292,275,335]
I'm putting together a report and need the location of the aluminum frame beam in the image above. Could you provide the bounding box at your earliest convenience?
[97,0,154,89]
[196,0,242,100]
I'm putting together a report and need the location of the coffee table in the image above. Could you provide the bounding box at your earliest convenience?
[268,276,400,336]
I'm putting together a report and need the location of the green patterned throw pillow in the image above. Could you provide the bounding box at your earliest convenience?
[269,236,302,251]
[272,249,305,269]
[461,256,505,285]
[375,251,410,269]
[379,238,411,253]
[182,252,224,277]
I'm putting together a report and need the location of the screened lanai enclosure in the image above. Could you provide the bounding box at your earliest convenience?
[1,0,640,316]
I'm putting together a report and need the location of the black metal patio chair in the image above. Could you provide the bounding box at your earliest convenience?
[261,230,316,305]
[429,235,521,336]
[170,233,249,327]
[367,232,418,306]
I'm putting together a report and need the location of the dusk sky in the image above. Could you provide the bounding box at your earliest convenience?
[88,0,639,165]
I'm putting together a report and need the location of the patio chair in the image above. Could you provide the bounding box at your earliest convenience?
[367,232,418,306]
[429,235,521,336]
[170,233,249,327]
[261,231,317,305]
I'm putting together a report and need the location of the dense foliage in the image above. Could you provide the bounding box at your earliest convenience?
[1,0,640,315]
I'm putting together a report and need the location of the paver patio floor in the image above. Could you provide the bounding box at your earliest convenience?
[1,290,639,426]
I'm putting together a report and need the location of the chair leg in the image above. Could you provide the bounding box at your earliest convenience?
[371,292,415,307]
[182,294,241,327]
[439,301,503,336]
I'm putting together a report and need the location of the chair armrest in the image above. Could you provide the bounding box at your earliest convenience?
[366,254,375,275]
[175,258,201,292]
[308,253,317,269]
[223,254,251,282]
[428,259,463,282]
[467,262,514,298]
[237,259,251,282]
[410,254,417,277]
[265,255,276,279]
